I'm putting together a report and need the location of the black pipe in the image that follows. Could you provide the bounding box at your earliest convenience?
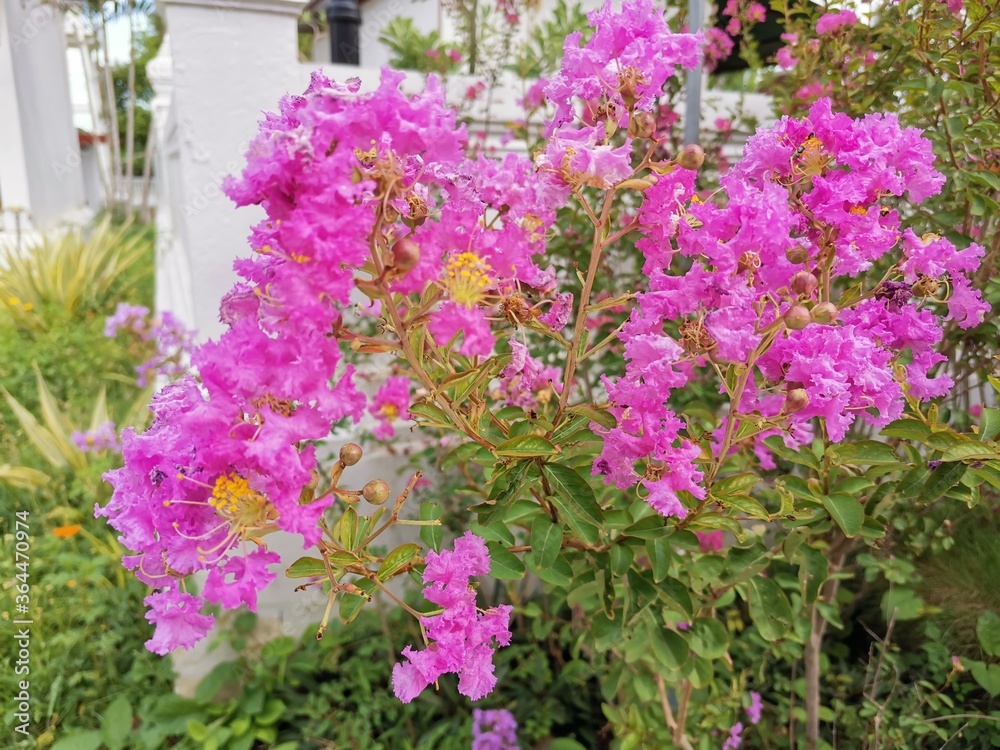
[326,0,361,66]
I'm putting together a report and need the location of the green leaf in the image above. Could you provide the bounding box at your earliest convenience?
[101,696,133,750]
[713,472,761,496]
[286,556,328,579]
[535,553,574,587]
[941,442,999,463]
[486,541,525,580]
[407,402,451,427]
[529,516,563,569]
[688,617,729,659]
[51,732,104,750]
[831,441,900,466]
[495,434,558,458]
[542,463,604,526]
[978,408,1000,442]
[195,662,240,702]
[881,587,924,621]
[623,516,671,539]
[566,404,617,430]
[645,537,671,582]
[977,611,1000,657]
[798,545,828,604]
[822,493,864,537]
[918,462,968,503]
[881,419,932,442]
[746,577,793,641]
[378,543,421,581]
[970,660,1000,697]
[339,578,377,624]
[610,541,634,576]
[720,493,770,521]
[547,740,589,750]
[420,502,442,551]
[650,627,689,669]
[477,461,530,526]
[339,507,359,551]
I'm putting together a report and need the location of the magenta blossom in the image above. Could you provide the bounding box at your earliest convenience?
[816,9,857,34]
[370,377,411,440]
[393,532,512,703]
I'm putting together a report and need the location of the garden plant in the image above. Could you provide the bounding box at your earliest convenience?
[5,0,999,748]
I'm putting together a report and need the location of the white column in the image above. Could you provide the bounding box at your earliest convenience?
[160,0,310,339]
[0,0,87,229]
[0,0,34,231]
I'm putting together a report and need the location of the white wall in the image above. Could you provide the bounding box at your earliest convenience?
[0,0,87,229]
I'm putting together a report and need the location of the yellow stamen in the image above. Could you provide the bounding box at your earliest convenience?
[444,252,492,308]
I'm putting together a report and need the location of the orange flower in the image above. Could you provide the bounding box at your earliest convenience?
[53,524,82,539]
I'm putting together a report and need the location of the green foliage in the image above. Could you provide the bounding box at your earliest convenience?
[87,603,602,749]
[379,18,464,75]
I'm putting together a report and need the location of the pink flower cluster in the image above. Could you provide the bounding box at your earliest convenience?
[105,302,194,386]
[596,97,988,516]
[544,0,700,134]
[393,532,512,703]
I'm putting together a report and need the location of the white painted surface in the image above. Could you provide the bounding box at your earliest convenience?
[0,0,87,229]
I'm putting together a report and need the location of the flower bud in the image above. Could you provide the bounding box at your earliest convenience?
[811,302,839,324]
[627,110,657,139]
[676,144,706,171]
[784,388,810,413]
[790,271,819,297]
[786,246,809,264]
[339,443,363,466]
[389,238,420,272]
[362,479,391,505]
[784,304,811,330]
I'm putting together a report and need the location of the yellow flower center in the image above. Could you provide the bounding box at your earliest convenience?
[209,473,270,528]
[380,403,400,420]
[444,252,492,307]
[849,205,868,216]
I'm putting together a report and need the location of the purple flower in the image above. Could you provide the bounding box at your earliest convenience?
[144,589,215,655]
[473,709,519,750]
[393,532,512,703]
[72,421,119,452]
[747,690,763,725]
[722,721,744,750]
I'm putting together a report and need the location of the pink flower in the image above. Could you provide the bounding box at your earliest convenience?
[144,590,214,655]
[747,690,763,724]
[776,46,798,69]
[696,530,725,552]
[393,532,512,703]
[704,28,735,72]
[816,9,857,34]
[370,377,411,440]
[429,301,496,358]
[500,340,561,409]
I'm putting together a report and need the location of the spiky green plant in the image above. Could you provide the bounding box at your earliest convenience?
[0,217,151,333]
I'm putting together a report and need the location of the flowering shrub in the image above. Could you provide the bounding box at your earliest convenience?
[99,0,998,745]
